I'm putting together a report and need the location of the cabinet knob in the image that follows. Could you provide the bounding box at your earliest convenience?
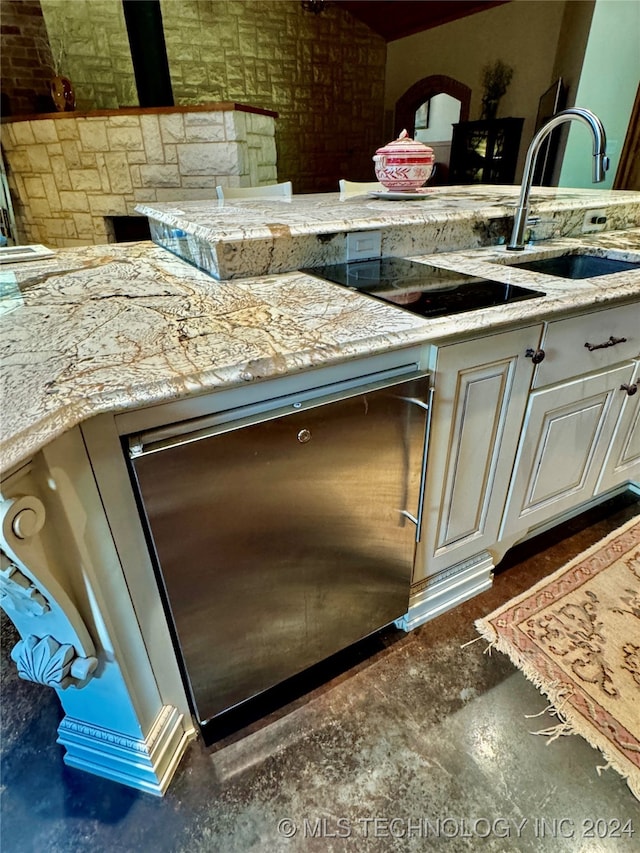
[620,383,638,396]
[525,348,546,364]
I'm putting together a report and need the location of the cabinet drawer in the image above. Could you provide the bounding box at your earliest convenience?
[532,302,640,388]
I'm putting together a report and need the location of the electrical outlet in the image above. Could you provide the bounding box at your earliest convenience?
[581,208,608,233]
[346,230,381,261]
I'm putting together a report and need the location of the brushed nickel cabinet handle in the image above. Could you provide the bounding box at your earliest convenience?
[584,335,627,352]
[400,386,433,543]
[525,348,546,364]
[620,383,638,396]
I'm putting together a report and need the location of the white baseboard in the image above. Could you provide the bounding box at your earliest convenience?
[395,553,494,632]
[57,704,194,796]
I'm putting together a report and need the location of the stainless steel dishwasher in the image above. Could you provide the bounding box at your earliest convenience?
[127,368,431,728]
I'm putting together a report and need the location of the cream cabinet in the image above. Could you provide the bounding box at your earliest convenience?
[499,362,636,538]
[404,303,639,631]
[501,302,640,540]
[597,360,640,493]
[413,324,542,584]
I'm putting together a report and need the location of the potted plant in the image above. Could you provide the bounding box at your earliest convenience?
[36,33,75,112]
[480,59,513,120]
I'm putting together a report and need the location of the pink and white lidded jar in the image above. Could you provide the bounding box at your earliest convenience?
[373,130,435,191]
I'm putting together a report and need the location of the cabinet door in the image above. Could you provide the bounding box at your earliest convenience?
[501,363,635,539]
[414,326,540,582]
[596,361,640,493]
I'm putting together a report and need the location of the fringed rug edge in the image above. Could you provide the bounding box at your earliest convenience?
[480,513,640,625]
[475,613,640,803]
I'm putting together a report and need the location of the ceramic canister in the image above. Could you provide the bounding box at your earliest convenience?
[373,129,435,191]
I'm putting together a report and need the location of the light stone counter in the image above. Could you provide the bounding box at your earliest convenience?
[136,186,640,279]
[0,241,433,475]
[2,228,640,476]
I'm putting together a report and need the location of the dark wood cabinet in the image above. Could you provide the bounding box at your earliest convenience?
[449,118,524,184]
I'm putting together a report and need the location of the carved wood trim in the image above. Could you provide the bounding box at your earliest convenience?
[11,635,76,689]
[0,495,98,689]
[57,705,192,796]
[0,558,50,616]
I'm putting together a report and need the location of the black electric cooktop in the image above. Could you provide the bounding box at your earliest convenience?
[302,257,545,319]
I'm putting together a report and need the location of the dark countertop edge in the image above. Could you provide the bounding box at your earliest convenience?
[1,102,279,124]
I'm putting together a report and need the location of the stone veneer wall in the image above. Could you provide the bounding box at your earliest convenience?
[161,1,387,193]
[1,105,277,247]
[36,0,387,194]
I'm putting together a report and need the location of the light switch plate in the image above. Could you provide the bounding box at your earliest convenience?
[346,230,381,261]
[581,209,608,233]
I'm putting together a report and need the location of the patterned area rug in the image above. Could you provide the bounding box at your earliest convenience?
[476,514,640,800]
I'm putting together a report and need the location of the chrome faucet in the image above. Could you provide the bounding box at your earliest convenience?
[507,108,609,251]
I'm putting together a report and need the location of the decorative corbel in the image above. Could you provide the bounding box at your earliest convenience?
[0,556,50,616]
[0,495,98,689]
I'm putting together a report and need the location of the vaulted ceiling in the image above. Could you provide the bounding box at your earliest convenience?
[334,1,510,42]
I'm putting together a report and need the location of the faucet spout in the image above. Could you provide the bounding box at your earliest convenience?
[506,108,609,251]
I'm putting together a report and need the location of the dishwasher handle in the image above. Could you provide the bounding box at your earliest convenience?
[400,386,433,543]
[129,366,430,459]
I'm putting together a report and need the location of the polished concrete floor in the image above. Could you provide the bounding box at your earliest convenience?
[2,492,640,852]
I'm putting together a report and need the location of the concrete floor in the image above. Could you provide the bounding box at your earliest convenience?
[2,492,640,852]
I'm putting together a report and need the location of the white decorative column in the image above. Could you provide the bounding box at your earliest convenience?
[0,439,194,795]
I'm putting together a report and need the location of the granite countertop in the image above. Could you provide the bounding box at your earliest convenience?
[136,186,640,280]
[136,186,640,245]
[1,226,640,476]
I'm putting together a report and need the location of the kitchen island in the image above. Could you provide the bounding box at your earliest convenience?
[1,187,639,795]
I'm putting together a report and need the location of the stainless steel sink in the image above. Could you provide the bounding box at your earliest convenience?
[505,253,640,279]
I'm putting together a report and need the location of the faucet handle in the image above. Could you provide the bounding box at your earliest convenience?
[594,153,610,182]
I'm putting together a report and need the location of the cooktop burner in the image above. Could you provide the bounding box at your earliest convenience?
[302,257,545,319]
